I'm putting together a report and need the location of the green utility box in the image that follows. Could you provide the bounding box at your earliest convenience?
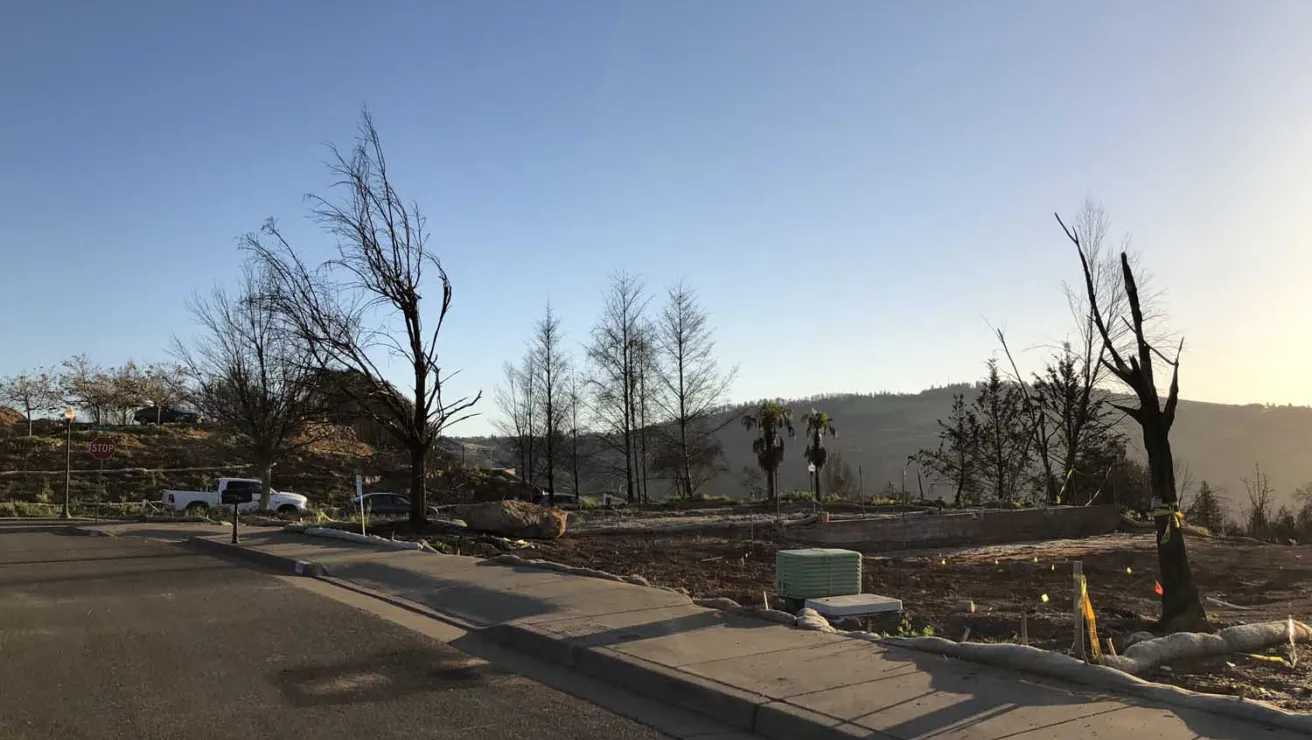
[776,548,863,600]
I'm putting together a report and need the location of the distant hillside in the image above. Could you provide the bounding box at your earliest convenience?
[465,388,1312,512]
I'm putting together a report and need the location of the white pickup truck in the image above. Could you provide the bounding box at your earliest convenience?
[162,477,309,515]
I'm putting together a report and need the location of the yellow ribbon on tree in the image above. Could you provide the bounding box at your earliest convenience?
[1152,505,1186,546]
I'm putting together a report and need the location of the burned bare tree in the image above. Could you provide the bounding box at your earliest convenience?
[565,370,585,499]
[1242,462,1275,541]
[531,303,570,505]
[631,326,657,503]
[244,111,480,527]
[1059,206,1208,631]
[494,354,538,487]
[651,282,736,499]
[585,272,649,504]
[175,264,327,510]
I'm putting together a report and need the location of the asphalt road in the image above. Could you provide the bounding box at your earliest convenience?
[0,526,672,740]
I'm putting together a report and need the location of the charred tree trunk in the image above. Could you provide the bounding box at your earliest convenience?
[409,442,427,525]
[1062,213,1208,632]
[1142,408,1207,631]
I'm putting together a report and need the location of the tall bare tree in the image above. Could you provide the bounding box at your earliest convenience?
[531,303,570,505]
[651,282,736,499]
[631,326,656,503]
[0,369,61,436]
[1242,462,1275,541]
[1059,206,1208,631]
[585,272,649,504]
[566,370,585,499]
[494,355,538,487]
[175,264,327,510]
[244,111,480,526]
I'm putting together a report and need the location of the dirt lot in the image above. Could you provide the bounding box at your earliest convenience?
[367,509,1312,712]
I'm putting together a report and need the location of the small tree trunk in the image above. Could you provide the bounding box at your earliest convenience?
[258,461,274,511]
[409,443,427,528]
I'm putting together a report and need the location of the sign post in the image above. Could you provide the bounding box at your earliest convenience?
[220,488,253,544]
[88,439,115,522]
[355,469,365,536]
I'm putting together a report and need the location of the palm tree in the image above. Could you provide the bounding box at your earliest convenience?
[742,401,794,502]
[802,409,837,503]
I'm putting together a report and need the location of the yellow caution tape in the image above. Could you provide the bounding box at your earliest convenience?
[1080,577,1103,663]
[1152,507,1186,546]
[1055,468,1075,505]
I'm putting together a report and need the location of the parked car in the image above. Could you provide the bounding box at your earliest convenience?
[134,406,201,425]
[533,491,578,508]
[162,477,308,515]
[349,492,440,518]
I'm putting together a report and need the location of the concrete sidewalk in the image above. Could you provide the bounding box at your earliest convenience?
[87,521,1304,740]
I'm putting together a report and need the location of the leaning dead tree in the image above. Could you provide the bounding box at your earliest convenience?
[244,111,480,527]
[1058,208,1208,632]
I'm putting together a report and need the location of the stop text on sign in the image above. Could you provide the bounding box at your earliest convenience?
[88,438,116,461]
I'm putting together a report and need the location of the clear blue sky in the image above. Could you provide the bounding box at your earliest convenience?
[4,0,1311,435]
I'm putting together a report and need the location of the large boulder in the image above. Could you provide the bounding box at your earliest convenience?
[456,500,568,539]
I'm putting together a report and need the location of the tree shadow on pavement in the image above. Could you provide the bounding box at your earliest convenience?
[324,560,565,625]
[273,648,493,707]
[826,644,1281,740]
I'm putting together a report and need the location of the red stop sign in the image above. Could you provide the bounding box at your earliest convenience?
[89,438,116,461]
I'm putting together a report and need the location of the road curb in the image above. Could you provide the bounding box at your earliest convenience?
[313,575,483,632]
[68,526,114,537]
[184,536,326,577]
[572,646,765,731]
[479,621,767,733]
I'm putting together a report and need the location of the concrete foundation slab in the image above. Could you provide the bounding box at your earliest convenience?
[805,593,902,618]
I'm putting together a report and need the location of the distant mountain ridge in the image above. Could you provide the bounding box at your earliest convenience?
[463,387,1312,512]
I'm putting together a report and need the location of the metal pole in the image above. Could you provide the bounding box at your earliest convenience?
[95,459,102,523]
[61,417,72,519]
[355,469,366,536]
[231,501,239,544]
[1072,561,1086,661]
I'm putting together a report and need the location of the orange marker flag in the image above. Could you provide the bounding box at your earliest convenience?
[1154,580,1164,596]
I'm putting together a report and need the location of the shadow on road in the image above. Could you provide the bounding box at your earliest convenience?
[0,551,183,568]
[327,560,560,625]
[0,562,235,588]
[273,648,494,707]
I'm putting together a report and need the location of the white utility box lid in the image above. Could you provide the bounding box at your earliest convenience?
[804,593,902,617]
